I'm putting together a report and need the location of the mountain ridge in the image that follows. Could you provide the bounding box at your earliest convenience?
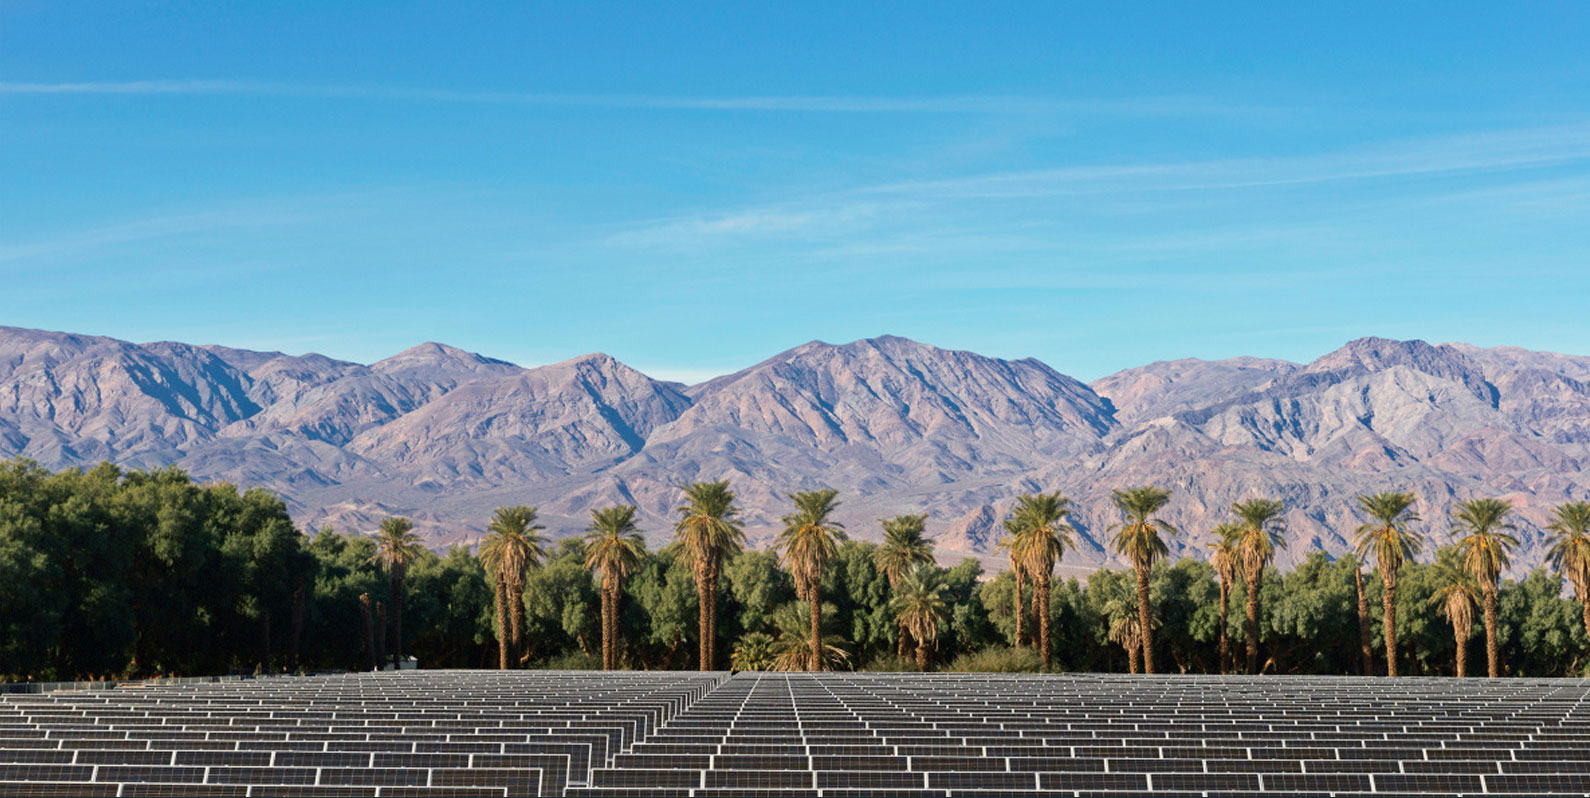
[1,325,1585,574]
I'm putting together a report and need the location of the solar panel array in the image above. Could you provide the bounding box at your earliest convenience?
[3,671,1588,797]
[0,671,722,798]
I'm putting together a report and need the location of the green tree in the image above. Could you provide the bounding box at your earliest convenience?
[776,488,847,671]
[1499,567,1589,677]
[1202,524,1240,674]
[1231,498,1287,674]
[403,545,493,669]
[892,564,949,672]
[522,539,600,661]
[674,481,745,670]
[1206,522,1241,674]
[1103,585,1151,674]
[996,518,1030,650]
[624,548,698,669]
[583,505,645,670]
[1008,492,1075,671]
[479,506,547,668]
[1453,497,1519,677]
[1110,486,1176,673]
[731,632,776,670]
[1353,491,1423,676]
[1351,554,1373,676]
[1428,552,1479,677]
[1545,501,1590,643]
[724,549,796,639]
[873,514,935,658]
[369,517,422,665]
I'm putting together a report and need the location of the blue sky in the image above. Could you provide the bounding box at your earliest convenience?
[3,2,1587,382]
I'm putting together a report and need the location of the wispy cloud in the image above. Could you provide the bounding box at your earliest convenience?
[0,208,310,263]
[598,121,1590,253]
[0,79,1266,117]
[0,191,384,265]
[861,123,1590,199]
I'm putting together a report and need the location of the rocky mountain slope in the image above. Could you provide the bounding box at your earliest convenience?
[2,324,1585,574]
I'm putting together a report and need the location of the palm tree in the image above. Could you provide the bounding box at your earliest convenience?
[1231,498,1287,675]
[776,489,846,671]
[1353,491,1424,676]
[1351,554,1373,676]
[1206,522,1241,674]
[769,602,850,671]
[731,632,776,671]
[584,504,646,671]
[996,518,1030,651]
[892,564,949,672]
[1008,492,1075,671]
[1110,486,1176,674]
[1545,501,1590,642]
[1429,554,1480,677]
[1101,580,1158,675]
[674,481,746,670]
[479,506,548,668]
[1453,497,1519,678]
[370,517,423,666]
[873,514,935,658]
[1103,594,1143,674]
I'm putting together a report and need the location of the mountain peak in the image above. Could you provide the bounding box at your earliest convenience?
[1304,336,1492,397]
[372,342,518,375]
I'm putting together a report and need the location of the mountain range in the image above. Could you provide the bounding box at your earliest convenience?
[3,325,1587,575]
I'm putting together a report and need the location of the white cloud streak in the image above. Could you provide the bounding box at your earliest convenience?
[0,79,1264,116]
[602,122,1590,250]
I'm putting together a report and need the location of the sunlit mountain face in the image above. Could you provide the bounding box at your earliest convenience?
[3,325,1586,573]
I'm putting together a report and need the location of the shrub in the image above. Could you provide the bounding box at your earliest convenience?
[944,645,1043,673]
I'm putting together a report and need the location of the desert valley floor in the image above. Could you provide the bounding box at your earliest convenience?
[3,671,1590,797]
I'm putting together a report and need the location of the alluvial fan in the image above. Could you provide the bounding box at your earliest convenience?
[2,671,1589,797]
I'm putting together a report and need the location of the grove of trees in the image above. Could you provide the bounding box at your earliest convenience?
[2,458,1586,681]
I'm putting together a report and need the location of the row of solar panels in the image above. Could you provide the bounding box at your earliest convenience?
[2,671,1589,797]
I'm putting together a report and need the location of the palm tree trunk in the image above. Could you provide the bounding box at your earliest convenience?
[809,583,822,672]
[391,568,404,663]
[359,593,377,671]
[916,642,928,672]
[1135,563,1154,674]
[1036,576,1052,672]
[1381,566,1398,677]
[601,574,615,670]
[1244,565,1261,675]
[1013,569,1025,648]
[612,584,623,669]
[696,563,714,671]
[707,560,721,670]
[375,601,387,670]
[1484,584,1500,678]
[1355,567,1373,676]
[1216,580,1229,675]
[493,577,509,670]
[1454,624,1468,678]
[1580,584,1590,644]
[894,574,909,659]
[509,577,527,667]
[1127,638,1140,674]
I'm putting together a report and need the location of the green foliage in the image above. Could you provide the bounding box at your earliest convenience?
[945,645,1043,673]
[5,457,1586,680]
[522,539,601,659]
[730,632,776,670]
